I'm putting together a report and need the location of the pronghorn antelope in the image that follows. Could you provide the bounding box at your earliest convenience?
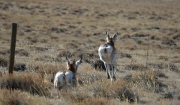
[54,55,82,97]
[98,31,118,82]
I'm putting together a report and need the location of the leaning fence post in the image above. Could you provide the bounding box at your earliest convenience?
[9,23,17,75]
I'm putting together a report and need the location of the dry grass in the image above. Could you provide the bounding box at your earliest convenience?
[0,72,52,96]
[0,0,180,104]
[0,55,8,67]
[0,89,51,105]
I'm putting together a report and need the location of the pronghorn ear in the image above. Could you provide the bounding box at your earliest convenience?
[76,54,83,65]
[66,55,70,64]
[113,33,118,42]
[106,31,110,42]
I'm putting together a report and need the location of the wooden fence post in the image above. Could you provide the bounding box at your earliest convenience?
[9,23,17,75]
[146,35,150,69]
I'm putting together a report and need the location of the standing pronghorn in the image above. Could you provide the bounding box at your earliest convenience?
[54,55,82,97]
[98,31,118,82]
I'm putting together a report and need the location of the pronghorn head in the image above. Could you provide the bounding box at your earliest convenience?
[106,31,118,46]
[66,54,83,74]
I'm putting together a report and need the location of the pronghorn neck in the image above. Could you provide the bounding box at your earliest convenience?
[67,62,76,74]
[106,41,114,47]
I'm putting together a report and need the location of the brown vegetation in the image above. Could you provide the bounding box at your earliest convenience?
[0,0,180,104]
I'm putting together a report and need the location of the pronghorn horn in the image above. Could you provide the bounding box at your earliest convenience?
[79,54,83,60]
[106,31,109,35]
[66,55,70,64]
[106,33,110,41]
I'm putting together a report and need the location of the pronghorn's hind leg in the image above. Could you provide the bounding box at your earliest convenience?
[112,58,117,81]
[110,64,116,81]
[104,63,110,79]
[107,71,110,79]
[113,72,116,81]
[57,88,60,99]
[110,65,115,81]
[71,76,77,87]
[113,67,116,81]
[107,64,113,82]
[113,64,117,81]
[57,87,62,99]
[110,65,116,81]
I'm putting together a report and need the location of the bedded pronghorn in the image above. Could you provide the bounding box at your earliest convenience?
[98,31,118,82]
[54,55,82,97]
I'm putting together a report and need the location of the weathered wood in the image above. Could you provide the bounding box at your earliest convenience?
[9,23,17,75]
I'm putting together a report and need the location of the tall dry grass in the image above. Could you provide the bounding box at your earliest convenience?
[0,0,180,104]
[0,72,52,97]
[0,89,50,105]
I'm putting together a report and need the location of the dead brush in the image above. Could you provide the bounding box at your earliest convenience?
[35,63,61,75]
[59,76,138,103]
[62,88,90,103]
[126,70,159,92]
[124,64,146,70]
[77,72,105,86]
[88,80,138,103]
[76,64,105,86]
[109,80,138,103]
[0,89,30,105]
[58,86,114,105]
[0,89,50,105]
[0,55,8,67]
[77,98,113,105]
[0,72,52,97]
[88,82,111,98]
[29,62,62,83]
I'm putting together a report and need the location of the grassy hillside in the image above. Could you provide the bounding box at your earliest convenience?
[0,0,180,104]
